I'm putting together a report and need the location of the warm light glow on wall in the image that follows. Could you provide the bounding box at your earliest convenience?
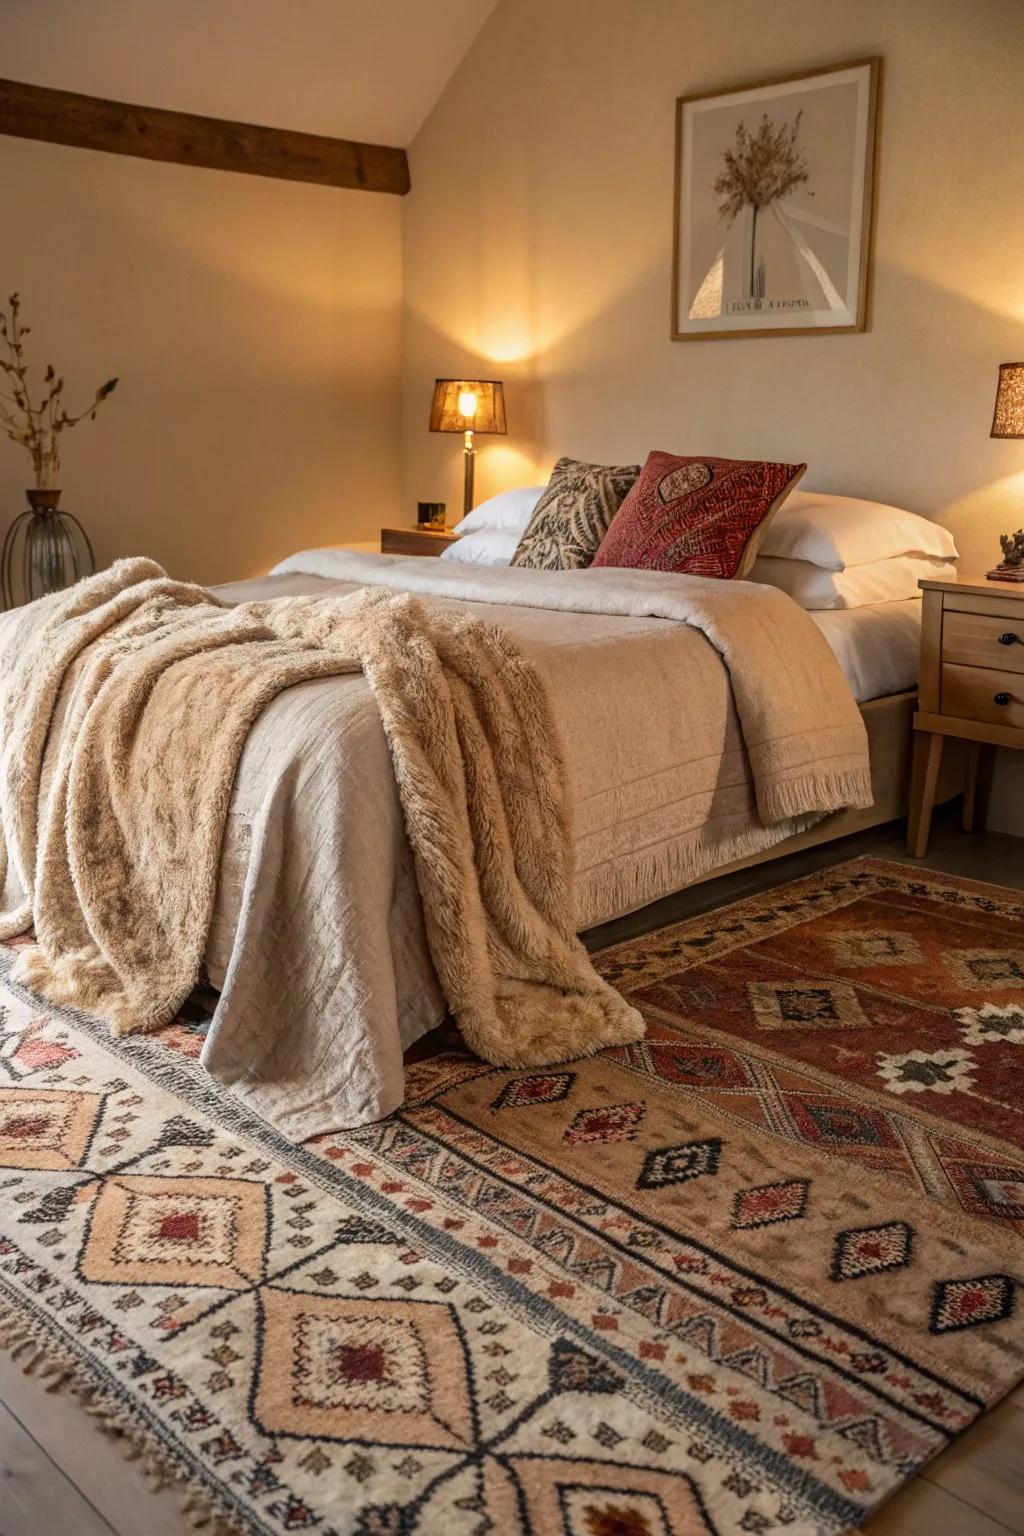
[475,320,537,365]
[480,442,545,490]
[937,468,1024,575]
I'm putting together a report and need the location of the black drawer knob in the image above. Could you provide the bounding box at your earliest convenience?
[994,691,1012,705]
[998,632,1020,646]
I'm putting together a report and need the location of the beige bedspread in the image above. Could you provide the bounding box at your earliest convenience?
[1,553,871,1137]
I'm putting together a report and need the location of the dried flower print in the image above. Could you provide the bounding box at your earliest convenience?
[713,112,811,297]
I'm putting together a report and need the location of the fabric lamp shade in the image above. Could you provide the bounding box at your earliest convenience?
[430,379,507,435]
[991,362,1024,438]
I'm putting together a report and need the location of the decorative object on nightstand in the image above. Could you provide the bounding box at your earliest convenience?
[429,378,506,518]
[907,570,1024,856]
[417,500,447,530]
[380,526,460,557]
[988,361,1024,583]
[0,292,117,608]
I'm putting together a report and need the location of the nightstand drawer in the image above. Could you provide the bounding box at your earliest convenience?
[942,609,1024,674]
[941,662,1024,730]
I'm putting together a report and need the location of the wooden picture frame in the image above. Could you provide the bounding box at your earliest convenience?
[671,58,880,341]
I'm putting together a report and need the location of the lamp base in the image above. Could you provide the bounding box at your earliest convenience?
[462,430,476,518]
[986,563,1024,583]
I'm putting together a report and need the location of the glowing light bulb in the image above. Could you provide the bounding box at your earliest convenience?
[457,390,478,419]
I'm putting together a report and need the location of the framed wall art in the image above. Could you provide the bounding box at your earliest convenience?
[672,58,880,340]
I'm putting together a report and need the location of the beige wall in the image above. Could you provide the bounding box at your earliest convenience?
[0,0,499,585]
[402,0,1024,834]
[2,0,498,147]
[0,135,402,584]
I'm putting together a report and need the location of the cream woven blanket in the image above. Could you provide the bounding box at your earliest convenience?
[0,559,643,1067]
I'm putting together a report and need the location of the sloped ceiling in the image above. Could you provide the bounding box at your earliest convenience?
[2,0,498,146]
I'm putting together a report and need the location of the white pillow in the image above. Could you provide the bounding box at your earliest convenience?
[760,491,957,570]
[453,486,545,535]
[439,527,520,566]
[749,553,958,609]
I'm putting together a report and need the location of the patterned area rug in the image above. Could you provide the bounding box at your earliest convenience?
[1,856,1023,1536]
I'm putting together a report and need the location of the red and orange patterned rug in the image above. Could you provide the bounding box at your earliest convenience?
[1,856,1023,1535]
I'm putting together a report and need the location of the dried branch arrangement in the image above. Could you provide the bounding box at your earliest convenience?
[714,111,810,222]
[714,113,811,297]
[0,293,118,490]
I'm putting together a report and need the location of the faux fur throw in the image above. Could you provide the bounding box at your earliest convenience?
[0,559,643,1067]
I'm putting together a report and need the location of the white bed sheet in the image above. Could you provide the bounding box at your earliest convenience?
[810,598,921,703]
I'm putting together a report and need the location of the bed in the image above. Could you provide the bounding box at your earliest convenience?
[80,549,907,1138]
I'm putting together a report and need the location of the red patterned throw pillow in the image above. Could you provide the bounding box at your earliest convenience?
[592,452,806,579]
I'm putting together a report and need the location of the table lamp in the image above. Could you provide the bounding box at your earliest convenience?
[429,379,506,518]
[990,361,1024,582]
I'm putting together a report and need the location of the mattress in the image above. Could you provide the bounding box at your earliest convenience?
[810,597,921,703]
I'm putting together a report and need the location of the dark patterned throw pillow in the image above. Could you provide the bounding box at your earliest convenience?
[510,457,640,570]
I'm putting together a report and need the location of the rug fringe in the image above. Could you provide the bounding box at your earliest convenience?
[0,1300,248,1536]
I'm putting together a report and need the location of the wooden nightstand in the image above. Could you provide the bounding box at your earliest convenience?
[908,571,1024,856]
[380,527,459,557]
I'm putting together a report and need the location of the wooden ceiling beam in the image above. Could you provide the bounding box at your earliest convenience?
[0,77,410,195]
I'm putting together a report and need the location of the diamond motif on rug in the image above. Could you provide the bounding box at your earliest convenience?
[558,1484,674,1536]
[510,1455,711,1536]
[947,949,1024,989]
[647,1042,751,1089]
[930,1274,1016,1334]
[970,1167,1024,1216]
[933,1143,1024,1227]
[828,929,924,968]
[830,1221,914,1282]
[875,1049,976,1096]
[955,1004,1024,1046]
[563,1102,646,1146]
[746,979,868,1030]
[490,1072,576,1111]
[293,1309,430,1413]
[0,1086,102,1170]
[80,1175,267,1289]
[636,1138,722,1189]
[117,1192,238,1266]
[732,1179,810,1230]
[253,1289,475,1447]
[786,1095,898,1150]
[1,1023,80,1080]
